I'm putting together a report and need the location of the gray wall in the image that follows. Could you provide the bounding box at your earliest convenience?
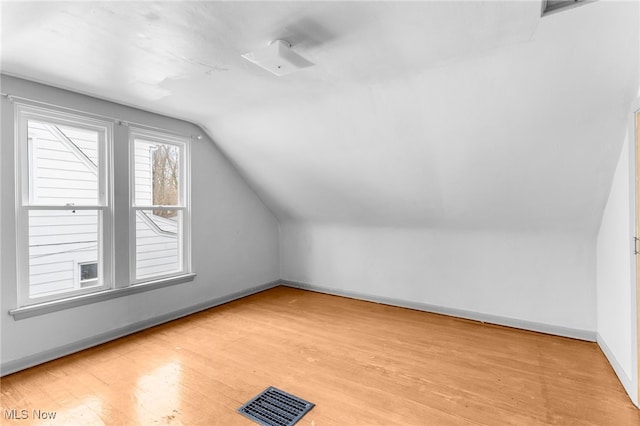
[281,223,596,338]
[0,75,280,371]
[596,114,638,405]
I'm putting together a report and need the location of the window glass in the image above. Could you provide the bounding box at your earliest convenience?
[28,205,100,297]
[17,106,109,306]
[134,140,180,207]
[80,262,98,286]
[27,120,99,205]
[131,131,187,282]
[135,210,182,280]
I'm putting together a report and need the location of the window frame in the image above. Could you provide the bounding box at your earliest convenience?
[128,127,191,285]
[14,103,114,307]
[10,102,195,318]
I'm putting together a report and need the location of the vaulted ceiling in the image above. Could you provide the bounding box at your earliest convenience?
[2,1,638,233]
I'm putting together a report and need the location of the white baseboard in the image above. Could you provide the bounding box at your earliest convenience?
[1,280,280,376]
[281,279,597,342]
[597,333,638,407]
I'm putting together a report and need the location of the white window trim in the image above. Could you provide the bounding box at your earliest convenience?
[129,127,191,285]
[9,273,196,320]
[10,102,195,319]
[14,103,114,307]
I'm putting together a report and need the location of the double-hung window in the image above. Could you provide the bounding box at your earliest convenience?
[130,129,190,282]
[15,104,112,307]
[14,102,192,313]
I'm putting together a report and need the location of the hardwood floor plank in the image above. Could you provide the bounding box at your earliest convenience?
[1,286,638,425]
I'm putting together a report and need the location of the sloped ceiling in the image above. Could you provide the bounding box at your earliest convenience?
[2,1,638,233]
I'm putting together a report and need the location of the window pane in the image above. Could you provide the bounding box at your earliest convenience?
[134,139,180,206]
[28,210,100,297]
[28,120,99,205]
[80,262,98,282]
[135,210,181,280]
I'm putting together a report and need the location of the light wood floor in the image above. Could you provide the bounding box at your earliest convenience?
[1,286,639,425]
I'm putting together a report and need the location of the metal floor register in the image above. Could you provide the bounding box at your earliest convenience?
[238,386,315,426]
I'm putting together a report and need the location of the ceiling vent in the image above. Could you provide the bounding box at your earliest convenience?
[542,0,594,16]
[242,40,314,76]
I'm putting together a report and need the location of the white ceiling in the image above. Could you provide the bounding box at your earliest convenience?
[2,1,638,233]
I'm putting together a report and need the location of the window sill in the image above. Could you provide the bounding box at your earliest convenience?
[9,273,196,320]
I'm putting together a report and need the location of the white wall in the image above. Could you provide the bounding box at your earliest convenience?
[282,223,596,337]
[0,75,280,372]
[596,119,638,405]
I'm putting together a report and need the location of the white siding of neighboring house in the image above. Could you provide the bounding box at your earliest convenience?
[29,122,98,205]
[136,211,180,279]
[27,124,178,297]
[135,140,153,206]
[28,121,99,296]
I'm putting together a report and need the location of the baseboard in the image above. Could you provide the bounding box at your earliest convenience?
[281,279,597,342]
[0,279,281,376]
[597,333,638,407]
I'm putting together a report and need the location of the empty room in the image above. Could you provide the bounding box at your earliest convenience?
[1,0,639,424]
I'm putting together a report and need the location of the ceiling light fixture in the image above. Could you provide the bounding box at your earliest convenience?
[242,40,314,76]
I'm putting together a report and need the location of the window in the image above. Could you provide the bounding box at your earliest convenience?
[16,104,112,306]
[130,129,190,282]
[79,262,98,286]
[14,103,192,312]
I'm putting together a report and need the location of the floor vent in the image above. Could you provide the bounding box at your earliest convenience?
[238,386,315,426]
